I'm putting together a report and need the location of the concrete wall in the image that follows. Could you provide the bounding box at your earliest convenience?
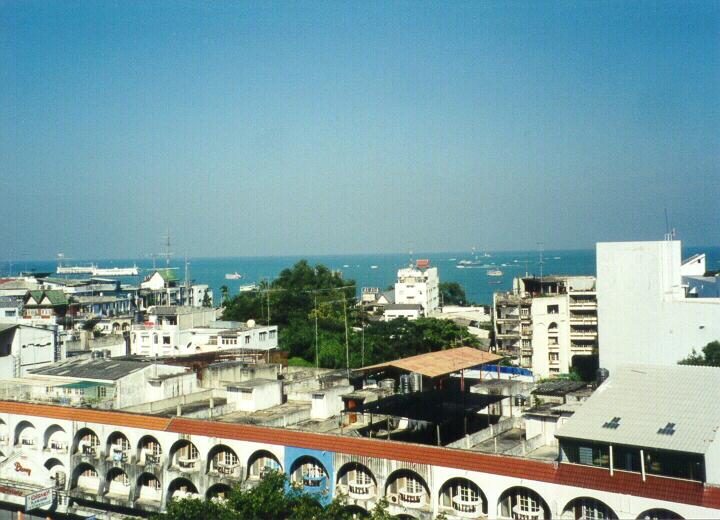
[0,326,55,380]
[597,241,720,373]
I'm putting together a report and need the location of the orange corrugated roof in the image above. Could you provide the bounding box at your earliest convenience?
[361,347,501,378]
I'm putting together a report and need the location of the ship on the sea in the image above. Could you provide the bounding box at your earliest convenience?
[91,265,139,276]
[225,272,243,280]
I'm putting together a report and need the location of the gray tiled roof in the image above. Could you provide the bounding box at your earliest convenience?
[30,358,150,381]
[556,364,720,454]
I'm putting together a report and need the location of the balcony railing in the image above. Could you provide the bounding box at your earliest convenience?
[398,487,425,508]
[452,493,482,517]
[348,480,373,499]
[177,457,198,471]
[144,453,161,465]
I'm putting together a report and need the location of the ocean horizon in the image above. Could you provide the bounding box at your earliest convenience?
[5,246,719,306]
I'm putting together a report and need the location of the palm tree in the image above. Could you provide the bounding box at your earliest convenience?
[220,285,229,303]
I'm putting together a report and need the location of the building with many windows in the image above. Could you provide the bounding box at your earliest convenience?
[493,275,597,378]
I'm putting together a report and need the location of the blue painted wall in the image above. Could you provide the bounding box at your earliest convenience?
[284,446,335,505]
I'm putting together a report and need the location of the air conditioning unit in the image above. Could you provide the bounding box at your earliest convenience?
[389,494,398,503]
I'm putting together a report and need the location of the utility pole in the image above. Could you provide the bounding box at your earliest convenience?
[342,296,350,377]
[314,294,319,369]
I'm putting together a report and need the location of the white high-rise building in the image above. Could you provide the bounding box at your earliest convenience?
[597,240,720,373]
[394,263,440,315]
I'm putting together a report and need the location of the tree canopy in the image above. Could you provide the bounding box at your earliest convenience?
[439,281,468,306]
[679,340,720,367]
[222,261,481,369]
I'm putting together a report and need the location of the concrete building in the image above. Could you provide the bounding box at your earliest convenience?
[394,261,440,316]
[139,269,212,309]
[131,308,276,359]
[494,275,597,378]
[596,240,720,373]
[0,324,57,379]
[0,363,716,519]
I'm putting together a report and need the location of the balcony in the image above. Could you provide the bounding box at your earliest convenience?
[213,462,240,478]
[143,453,161,466]
[347,480,374,500]
[570,329,597,338]
[398,487,425,509]
[81,445,98,457]
[451,494,483,518]
[569,300,596,309]
[302,474,326,492]
[512,504,543,519]
[48,441,68,454]
[176,457,199,473]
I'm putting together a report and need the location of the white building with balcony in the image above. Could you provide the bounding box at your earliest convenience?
[393,262,440,317]
[130,306,216,357]
[597,240,720,373]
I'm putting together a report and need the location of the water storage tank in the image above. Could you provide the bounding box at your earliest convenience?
[399,374,411,394]
[596,368,610,385]
[410,372,422,393]
[247,319,256,328]
[379,378,395,393]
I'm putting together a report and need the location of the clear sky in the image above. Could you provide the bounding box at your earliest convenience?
[1,1,718,260]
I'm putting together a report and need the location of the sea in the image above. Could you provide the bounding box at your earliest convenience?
[5,246,719,306]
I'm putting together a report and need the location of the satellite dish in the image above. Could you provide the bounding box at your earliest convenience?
[247,319,256,328]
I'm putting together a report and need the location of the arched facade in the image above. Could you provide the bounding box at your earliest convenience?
[44,458,66,490]
[336,462,377,501]
[166,477,199,503]
[137,434,163,466]
[290,455,329,493]
[247,449,282,480]
[562,497,618,520]
[107,431,132,463]
[136,472,162,503]
[168,439,200,472]
[73,427,100,456]
[498,486,551,520]
[207,444,241,478]
[385,469,430,510]
[15,420,37,449]
[438,477,488,518]
[206,482,232,500]
[72,462,101,493]
[105,467,131,498]
[44,424,68,454]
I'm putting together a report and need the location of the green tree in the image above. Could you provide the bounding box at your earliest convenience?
[202,289,212,308]
[679,340,720,367]
[220,285,230,303]
[439,281,468,306]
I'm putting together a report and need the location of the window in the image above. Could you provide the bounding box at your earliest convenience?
[245,335,250,344]
[520,308,530,317]
[269,330,276,339]
[4,310,16,317]
[549,337,559,346]
[163,336,171,345]
[98,386,107,398]
[259,332,267,341]
[405,477,422,494]
[547,305,559,314]
[549,353,559,362]
[153,334,158,344]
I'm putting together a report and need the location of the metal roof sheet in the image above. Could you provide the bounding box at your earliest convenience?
[361,347,502,378]
[556,364,720,454]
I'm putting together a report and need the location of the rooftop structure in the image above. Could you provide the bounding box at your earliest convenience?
[361,347,502,379]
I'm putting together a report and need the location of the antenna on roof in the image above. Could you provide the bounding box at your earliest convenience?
[163,230,174,266]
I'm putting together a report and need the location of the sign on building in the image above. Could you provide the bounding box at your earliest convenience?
[24,487,53,511]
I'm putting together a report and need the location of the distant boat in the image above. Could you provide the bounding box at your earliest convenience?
[554,256,561,260]
[487,269,503,277]
[57,265,95,275]
[343,264,350,268]
[488,280,502,285]
[239,283,257,292]
[448,258,457,261]
[92,265,139,276]
[370,265,379,270]
[225,272,243,280]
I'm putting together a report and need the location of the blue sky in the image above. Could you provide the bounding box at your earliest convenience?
[1,1,718,259]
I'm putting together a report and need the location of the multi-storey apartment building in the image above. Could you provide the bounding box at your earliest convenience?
[493,275,597,378]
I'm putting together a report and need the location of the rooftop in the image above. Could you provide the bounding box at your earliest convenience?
[361,346,502,379]
[30,358,152,381]
[556,364,720,455]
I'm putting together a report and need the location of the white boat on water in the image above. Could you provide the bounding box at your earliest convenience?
[57,265,95,274]
[487,269,503,277]
[225,272,243,280]
[239,283,257,292]
[370,265,379,269]
[92,265,139,276]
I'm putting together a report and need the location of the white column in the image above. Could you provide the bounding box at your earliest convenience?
[640,448,646,481]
